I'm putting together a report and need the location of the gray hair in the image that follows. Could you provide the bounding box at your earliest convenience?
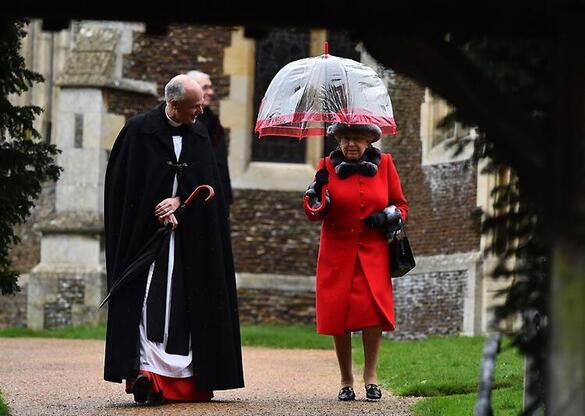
[186,70,210,82]
[164,76,186,103]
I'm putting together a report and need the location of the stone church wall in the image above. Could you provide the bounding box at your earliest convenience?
[5,22,482,337]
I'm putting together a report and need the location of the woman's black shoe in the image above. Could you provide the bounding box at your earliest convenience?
[365,384,382,400]
[338,386,356,401]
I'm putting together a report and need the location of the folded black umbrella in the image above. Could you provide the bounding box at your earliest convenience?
[99,185,215,308]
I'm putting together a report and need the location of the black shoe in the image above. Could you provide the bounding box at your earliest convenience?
[338,386,356,401]
[147,391,164,406]
[132,374,151,403]
[365,384,382,400]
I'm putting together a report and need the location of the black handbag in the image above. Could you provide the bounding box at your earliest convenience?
[389,231,416,278]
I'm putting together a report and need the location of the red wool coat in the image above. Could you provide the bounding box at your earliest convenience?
[304,153,409,335]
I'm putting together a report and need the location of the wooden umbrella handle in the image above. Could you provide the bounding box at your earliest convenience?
[184,184,215,206]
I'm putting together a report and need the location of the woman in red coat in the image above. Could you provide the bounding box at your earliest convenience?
[304,123,409,402]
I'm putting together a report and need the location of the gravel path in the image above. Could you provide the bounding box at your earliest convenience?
[0,338,418,415]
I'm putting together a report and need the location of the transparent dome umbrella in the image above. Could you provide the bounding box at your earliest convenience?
[255,42,397,146]
[255,42,397,216]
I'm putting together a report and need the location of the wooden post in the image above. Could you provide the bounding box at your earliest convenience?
[548,11,585,415]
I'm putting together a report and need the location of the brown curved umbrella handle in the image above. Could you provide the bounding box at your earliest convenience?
[184,184,215,206]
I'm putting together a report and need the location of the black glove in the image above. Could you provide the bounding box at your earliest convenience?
[363,212,387,229]
[314,167,329,197]
[363,205,403,232]
[305,183,330,210]
[305,184,318,204]
[383,205,403,233]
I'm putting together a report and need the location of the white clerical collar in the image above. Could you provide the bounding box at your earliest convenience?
[164,105,182,127]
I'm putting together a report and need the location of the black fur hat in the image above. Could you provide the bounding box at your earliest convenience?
[326,123,382,143]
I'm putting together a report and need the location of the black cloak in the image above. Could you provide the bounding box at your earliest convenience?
[104,103,244,391]
[197,106,233,206]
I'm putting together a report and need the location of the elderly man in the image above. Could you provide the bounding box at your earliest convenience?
[186,70,233,208]
[104,74,244,404]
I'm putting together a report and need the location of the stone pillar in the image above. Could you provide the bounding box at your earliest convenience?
[27,21,156,329]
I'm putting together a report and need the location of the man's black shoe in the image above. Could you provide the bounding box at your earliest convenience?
[338,386,356,401]
[132,374,151,403]
[147,391,164,406]
[365,384,382,400]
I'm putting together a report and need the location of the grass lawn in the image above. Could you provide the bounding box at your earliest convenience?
[0,324,333,348]
[0,324,523,415]
[240,324,333,349]
[0,325,106,339]
[0,391,8,416]
[0,324,332,348]
[353,335,524,416]
[412,386,523,416]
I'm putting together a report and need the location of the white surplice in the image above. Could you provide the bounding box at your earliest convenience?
[138,115,193,378]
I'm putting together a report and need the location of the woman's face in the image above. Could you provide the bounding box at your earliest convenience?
[338,133,371,160]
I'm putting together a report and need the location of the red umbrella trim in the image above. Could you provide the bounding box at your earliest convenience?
[255,111,397,138]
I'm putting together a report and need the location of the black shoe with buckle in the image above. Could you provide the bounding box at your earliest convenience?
[132,374,151,403]
[338,386,356,401]
[365,384,382,400]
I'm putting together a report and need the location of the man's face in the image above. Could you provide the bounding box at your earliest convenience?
[198,77,214,107]
[169,83,204,124]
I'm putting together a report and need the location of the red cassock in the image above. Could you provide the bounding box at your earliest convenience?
[304,153,409,335]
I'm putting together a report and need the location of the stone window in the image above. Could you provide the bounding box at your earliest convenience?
[420,88,476,165]
[251,28,310,164]
[251,29,360,165]
[74,113,83,148]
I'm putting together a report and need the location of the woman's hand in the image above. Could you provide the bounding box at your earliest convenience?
[305,183,331,210]
[314,168,329,196]
[154,197,181,218]
[363,212,387,228]
[363,205,403,231]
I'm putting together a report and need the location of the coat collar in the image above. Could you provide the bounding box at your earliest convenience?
[141,103,209,163]
[142,103,208,140]
[330,146,382,179]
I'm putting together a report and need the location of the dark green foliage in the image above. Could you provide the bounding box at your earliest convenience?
[0,19,61,295]
[449,36,553,414]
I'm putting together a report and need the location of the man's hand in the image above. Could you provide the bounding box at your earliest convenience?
[160,213,178,230]
[155,197,181,218]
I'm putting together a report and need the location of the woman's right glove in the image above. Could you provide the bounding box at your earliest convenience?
[305,184,331,210]
[304,167,330,210]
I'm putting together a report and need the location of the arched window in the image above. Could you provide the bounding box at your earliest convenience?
[420,89,475,165]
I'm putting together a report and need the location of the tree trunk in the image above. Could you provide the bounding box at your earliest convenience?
[549,11,585,415]
[549,242,585,414]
